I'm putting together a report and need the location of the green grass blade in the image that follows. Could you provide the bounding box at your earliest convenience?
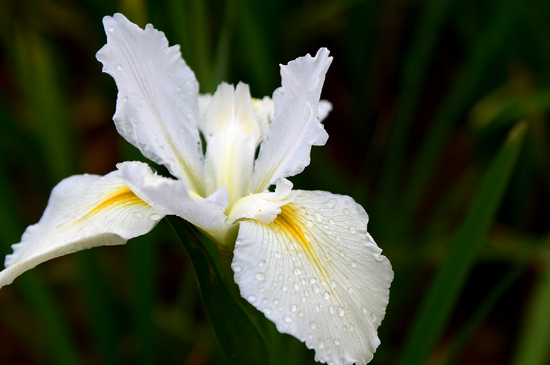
[397,121,528,365]
[401,0,518,220]
[377,0,455,208]
[511,234,550,365]
[167,217,270,365]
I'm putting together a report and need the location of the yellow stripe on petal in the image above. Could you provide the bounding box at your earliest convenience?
[233,190,393,365]
[0,171,163,288]
[271,204,311,251]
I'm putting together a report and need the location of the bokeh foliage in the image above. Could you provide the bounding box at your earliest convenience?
[0,0,549,364]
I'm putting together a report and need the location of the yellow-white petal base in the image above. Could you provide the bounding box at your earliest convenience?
[0,171,162,288]
[232,190,393,365]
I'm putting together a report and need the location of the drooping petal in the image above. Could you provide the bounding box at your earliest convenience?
[251,48,332,193]
[0,170,162,288]
[199,83,261,205]
[117,161,232,245]
[232,190,393,365]
[96,13,205,196]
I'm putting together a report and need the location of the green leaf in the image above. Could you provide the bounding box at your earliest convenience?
[167,217,270,365]
[397,121,528,365]
[511,234,550,365]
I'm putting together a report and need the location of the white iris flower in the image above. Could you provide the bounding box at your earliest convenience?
[0,13,393,365]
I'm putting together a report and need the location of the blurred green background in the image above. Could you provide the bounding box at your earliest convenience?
[0,0,549,364]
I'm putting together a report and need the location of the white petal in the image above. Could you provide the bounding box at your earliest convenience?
[117,161,232,245]
[251,48,332,192]
[199,83,261,204]
[96,13,205,196]
[0,171,161,288]
[227,178,299,225]
[232,191,393,365]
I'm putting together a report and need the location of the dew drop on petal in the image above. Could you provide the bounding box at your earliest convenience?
[298,312,304,318]
[323,291,330,300]
[291,304,298,312]
[334,338,340,346]
[133,211,144,219]
[255,272,266,281]
[370,312,378,322]
[258,260,266,267]
[349,226,357,234]
[351,261,358,268]
[310,322,317,329]
[149,213,162,221]
[361,306,368,314]
[116,64,122,71]
[318,339,325,349]
[265,308,272,315]
[233,266,242,273]
[337,306,345,317]
[248,295,256,303]
[283,316,293,323]
[294,267,302,275]
[329,306,335,314]
[282,285,288,292]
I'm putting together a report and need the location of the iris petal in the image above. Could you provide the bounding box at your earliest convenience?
[232,190,393,365]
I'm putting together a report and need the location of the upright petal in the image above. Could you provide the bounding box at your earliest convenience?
[199,83,261,205]
[117,161,232,245]
[251,48,332,193]
[232,191,393,365]
[96,14,205,196]
[0,170,162,288]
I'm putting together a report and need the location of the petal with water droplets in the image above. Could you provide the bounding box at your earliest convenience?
[251,48,332,193]
[96,13,205,195]
[0,170,161,288]
[232,190,393,365]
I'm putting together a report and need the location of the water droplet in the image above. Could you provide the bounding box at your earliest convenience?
[258,260,266,267]
[329,219,335,224]
[343,208,351,215]
[349,226,357,234]
[318,339,325,349]
[298,311,304,318]
[370,312,377,322]
[347,287,353,293]
[361,306,368,314]
[294,267,302,275]
[331,280,337,288]
[310,277,316,284]
[310,322,317,329]
[323,291,330,300]
[334,338,340,346]
[116,64,122,71]
[314,304,320,312]
[233,266,242,273]
[291,304,298,312]
[315,213,323,223]
[265,308,272,315]
[282,285,288,292]
[107,25,114,32]
[351,261,358,268]
[248,295,256,303]
[305,290,310,296]
[307,221,314,227]
[313,284,321,294]
[293,283,300,291]
[255,272,265,281]
[337,306,345,317]
[149,213,162,221]
[274,299,279,305]
[235,239,242,245]
[133,211,144,219]
[283,316,293,323]
[329,306,335,314]
[274,251,282,259]
[262,298,267,304]
[350,324,355,332]
[326,347,332,354]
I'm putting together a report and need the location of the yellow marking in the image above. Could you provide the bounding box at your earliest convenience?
[271,204,311,251]
[87,186,145,216]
